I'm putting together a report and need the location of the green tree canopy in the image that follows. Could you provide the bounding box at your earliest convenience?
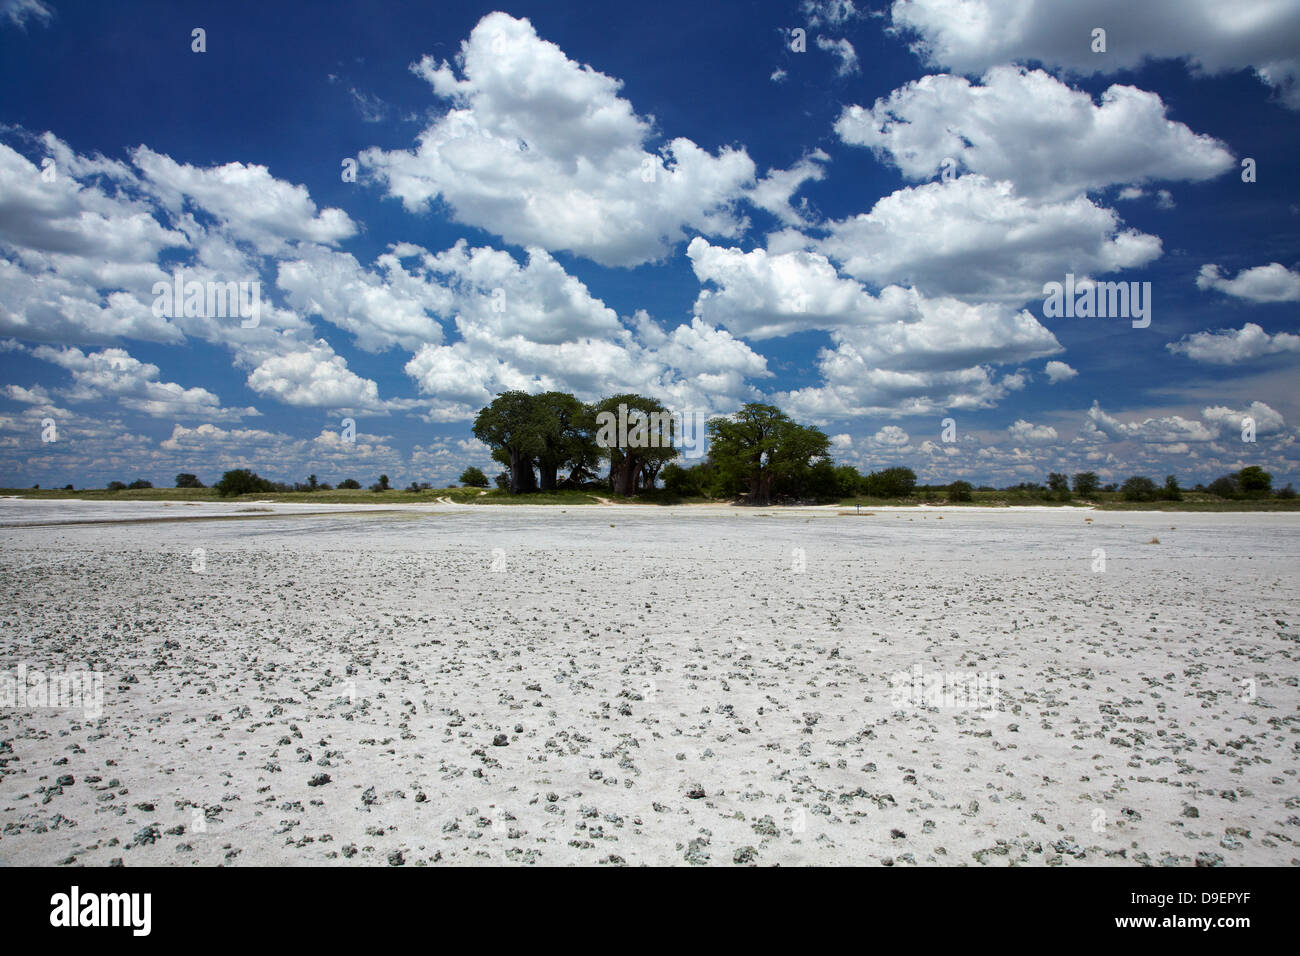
[1120,475,1159,501]
[533,391,599,491]
[707,403,831,506]
[1071,472,1100,497]
[473,390,543,494]
[593,393,679,496]
[215,469,274,497]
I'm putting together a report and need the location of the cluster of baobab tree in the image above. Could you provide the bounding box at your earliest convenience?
[471,391,849,505]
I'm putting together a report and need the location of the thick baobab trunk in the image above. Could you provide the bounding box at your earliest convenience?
[537,463,558,491]
[611,455,641,496]
[508,449,537,494]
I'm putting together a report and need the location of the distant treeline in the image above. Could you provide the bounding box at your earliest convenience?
[78,393,1292,505]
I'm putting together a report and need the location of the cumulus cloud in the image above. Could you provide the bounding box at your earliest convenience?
[1168,322,1300,364]
[1007,419,1058,442]
[689,238,1060,358]
[835,67,1233,201]
[888,0,1300,108]
[688,239,882,339]
[131,148,356,253]
[404,313,769,422]
[360,13,774,267]
[417,241,623,345]
[1044,360,1078,383]
[872,424,911,446]
[1085,402,1218,443]
[31,345,256,420]
[687,237,1060,418]
[245,342,385,411]
[276,247,450,353]
[748,151,828,227]
[1202,401,1286,437]
[799,175,1161,303]
[1196,263,1300,302]
[2,382,52,403]
[0,142,189,344]
[0,133,391,418]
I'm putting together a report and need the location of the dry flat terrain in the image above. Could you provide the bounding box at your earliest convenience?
[0,500,1297,866]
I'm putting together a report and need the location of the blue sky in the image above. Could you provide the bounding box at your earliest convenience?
[1,0,1298,489]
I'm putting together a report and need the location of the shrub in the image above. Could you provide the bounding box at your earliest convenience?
[175,473,204,488]
[1120,475,1159,501]
[106,481,127,491]
[863,466,916,498]
[947,480,973,502]
[337,478,361,489]
[1071,472,1100,497]
[1162,474,1183,501]
[1237,465,1272,497]
[1207,475,1238,499]
[459,466,489,488]
[214,469,274,497]
[127,479,152,489]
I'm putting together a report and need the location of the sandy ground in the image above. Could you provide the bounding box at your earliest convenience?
[0,500,1296,866]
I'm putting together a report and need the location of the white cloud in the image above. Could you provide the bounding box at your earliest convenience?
[245,342,385,411]
[888,0,1300,108]
[835,67,1233,201]
[1168,322,1300,364]
[30,345,256,420]
[2,382,52,403]
[360,13,766,267]
[1202,401,1286,437]
[132,147,356,253]
[1007,419,1058,442]
[405,313,768,421]
[1196,263,1300,302]
[803,175,1161,303]
[1085,402,1217,443]
[872,425,911,446]
[689,238,1061,362]
[1044,360,1078,383]
[688,237,1060,418]
[688,238,883,339]
[748,151,828,227]
[1,0,51,28]
[0,134,395,420]
[782,364,1028,421]
[816,36,860,76]
[418,241,623,344]
[802,0,859,27]
[276,246,449,353]
[160,422,284,452]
